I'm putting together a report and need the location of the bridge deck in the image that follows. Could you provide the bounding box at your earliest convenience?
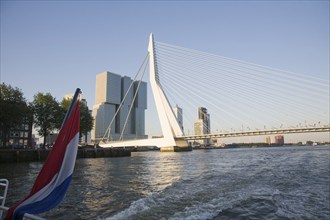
[183,127,330,140]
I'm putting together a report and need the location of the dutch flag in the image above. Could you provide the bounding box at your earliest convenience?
[5,88,81,220]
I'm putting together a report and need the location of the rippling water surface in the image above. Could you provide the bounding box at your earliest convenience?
[1,146,329,219]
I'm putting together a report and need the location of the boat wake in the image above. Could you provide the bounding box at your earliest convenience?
[105,148,330,220]
[105,171,282,220]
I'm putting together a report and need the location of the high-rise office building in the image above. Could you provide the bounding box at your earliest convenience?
[91,71,147,141]
[198,107,210,134]
[173,105,183,132]
[194,107,211,146]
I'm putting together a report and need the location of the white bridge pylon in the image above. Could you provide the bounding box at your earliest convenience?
[100,33,189,151]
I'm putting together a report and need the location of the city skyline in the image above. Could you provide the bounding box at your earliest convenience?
[1,1,329,140]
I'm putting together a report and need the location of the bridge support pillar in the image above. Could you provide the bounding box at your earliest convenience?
[160,138,192,152]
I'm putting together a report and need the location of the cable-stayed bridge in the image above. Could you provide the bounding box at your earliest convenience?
[100,34,330,151]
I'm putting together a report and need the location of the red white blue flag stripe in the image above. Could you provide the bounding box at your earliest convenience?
[5,88,81,220]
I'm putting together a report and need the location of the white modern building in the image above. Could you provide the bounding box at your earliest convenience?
[91,71,147,141]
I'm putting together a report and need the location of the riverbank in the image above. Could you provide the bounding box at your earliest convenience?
[0,147,133,163]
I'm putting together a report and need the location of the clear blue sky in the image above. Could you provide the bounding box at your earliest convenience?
[1,1,329,138]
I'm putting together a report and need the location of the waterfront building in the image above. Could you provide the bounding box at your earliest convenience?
[194,107,211,146]
[265,136,271,145]
[2,118,34,148]
[64,93,73,101]
[91,71,147,141]
[194,119,204,135]
[45,133,58,147]
[275,135,284,145]
[173,105,183,132]
[132,81,148,137]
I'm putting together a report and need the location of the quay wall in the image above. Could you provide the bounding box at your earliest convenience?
[0,148,132,163]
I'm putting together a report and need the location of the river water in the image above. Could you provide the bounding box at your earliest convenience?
[1,146,329,220]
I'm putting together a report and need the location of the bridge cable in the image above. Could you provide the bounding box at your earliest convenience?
[153,41,329,134]
[119,53,149,140]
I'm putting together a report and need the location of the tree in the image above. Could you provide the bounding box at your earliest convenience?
[80,102,94,143]
[61,98,94,143]
[61,98,71,112]
[32,92,62,147]
[0,83,30,147]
